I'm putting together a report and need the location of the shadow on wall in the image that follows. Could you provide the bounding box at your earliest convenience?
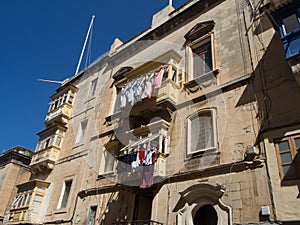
[235,16,300,195]
[99,185,161,225]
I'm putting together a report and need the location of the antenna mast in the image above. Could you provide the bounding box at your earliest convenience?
[75,15,95,75]
[37,78,64,84]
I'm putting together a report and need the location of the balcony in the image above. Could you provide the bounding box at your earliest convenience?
[8,180,49,224]
[44,84,77,126]
[270,1,300,84]
[283,30,300,85]
[115,120,169,187]
[155,78,180,106]
[45,102,73,125]
[282,29,300,60]
[113,64,182,113]
[8,207,43,224]
[30,146,60,171]
[112,220,163,225]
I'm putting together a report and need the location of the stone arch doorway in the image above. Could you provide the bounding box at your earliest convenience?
[193,204,218,225]
[173,184,232,225]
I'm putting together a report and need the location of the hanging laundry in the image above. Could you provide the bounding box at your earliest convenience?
[143,150,153,166]
[153,68,164,89]
[127,86,135,106]
[140,164,154,188]
[144,74,154,99]
[120,87,127,108]
[138,149,145,165]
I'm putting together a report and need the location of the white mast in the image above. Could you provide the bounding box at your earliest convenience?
[37,78,64,84]
[169,0,173,6]
[74,15,95,75]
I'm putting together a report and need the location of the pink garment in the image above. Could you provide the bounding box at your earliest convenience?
[153,68,163,89]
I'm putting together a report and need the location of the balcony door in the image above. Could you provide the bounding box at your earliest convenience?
[133,192,153,221]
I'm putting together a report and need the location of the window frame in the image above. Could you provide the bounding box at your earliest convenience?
[274,134,300,181]
[89,78,98,97]
[86,205,97,225]
[99,141,121,175]
[191,39,213,78]
[57,179,73,209]
[186,108,217,156]
[75,120,88,144]
[184,21,216,82]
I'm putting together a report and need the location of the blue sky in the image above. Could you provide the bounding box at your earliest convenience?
[0,0,187,153]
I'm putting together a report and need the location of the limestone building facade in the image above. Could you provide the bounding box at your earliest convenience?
[5,0,300,224]
[0,146,32,225]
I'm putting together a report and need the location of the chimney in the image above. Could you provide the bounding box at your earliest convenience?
[151,5,175,28]
[109,38,123,54]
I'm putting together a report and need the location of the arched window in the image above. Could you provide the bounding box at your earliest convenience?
[186,109,217,155]
[193,204,218,225]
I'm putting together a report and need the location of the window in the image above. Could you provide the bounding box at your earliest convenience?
[187,109,216,155]
[271,3,300,59]
[68,95,74,104]
[89,78,98,97]
[57,180,73,209]
[275,135,300,180]
[12,187,35,209]
[282,13,300,34]
[103,149,117,173]
[55,136,62,146]
[32,194,43,207]
[184,21,215,80]
[100,141,120,174]
[75,120,88,144]
[192,42,213,77]
[86,206,97,225]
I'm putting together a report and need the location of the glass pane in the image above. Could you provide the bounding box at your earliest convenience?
[61,180,72,208]
[294,137,300,149]
[37,187,46,193]
[34,194,43,202]
[280,152,293,164]
[68,96,74,104]
[283,14,300,34]
[282,164,296,177]
[104,150,116,172]
[278,141,290,152]
[32,200,41,207]
[204,50,212,73]
[190,114,213,152]
[55,137,62,146]
[26,193,32,206]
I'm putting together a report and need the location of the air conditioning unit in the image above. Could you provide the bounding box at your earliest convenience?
[245,145,258,160]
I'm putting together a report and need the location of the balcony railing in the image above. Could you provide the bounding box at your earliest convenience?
[282,29,300,60]
[112,220,163,225]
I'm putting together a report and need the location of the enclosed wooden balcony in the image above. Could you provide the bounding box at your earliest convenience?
[30,125,66,172]
[44,84,77,126]
[115,120,169,186]
[8,180,49,224]
[45,103,73,125]
[30,146,60,171]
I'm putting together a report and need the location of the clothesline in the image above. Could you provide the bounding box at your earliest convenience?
[119,66,168,109]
